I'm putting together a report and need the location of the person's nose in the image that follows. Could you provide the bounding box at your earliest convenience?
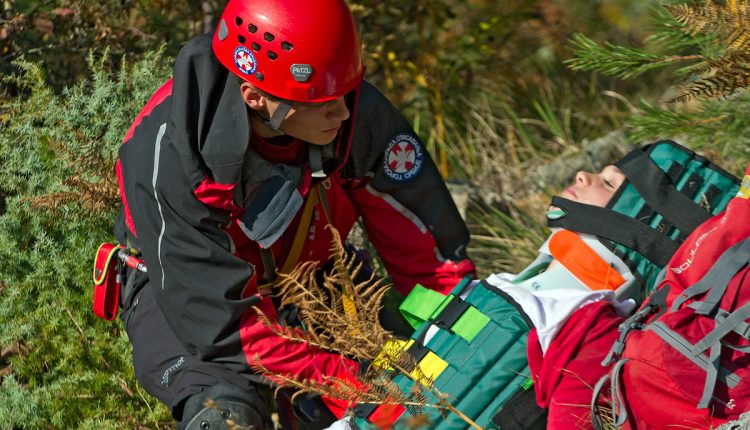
[576,171,593,186]
[326,96,350,122]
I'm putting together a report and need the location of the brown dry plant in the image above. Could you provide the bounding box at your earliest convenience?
[249,225,483,429]
[666,0,750,102]
[26,134,119,212]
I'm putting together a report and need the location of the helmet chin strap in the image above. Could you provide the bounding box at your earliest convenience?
[262,101,327,178]
[309,144,326,178]
[263,101,292,135]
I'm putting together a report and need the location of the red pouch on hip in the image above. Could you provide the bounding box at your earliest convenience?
[92,243,121,320]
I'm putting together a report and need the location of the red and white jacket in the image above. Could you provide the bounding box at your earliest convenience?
[115,34,474,406]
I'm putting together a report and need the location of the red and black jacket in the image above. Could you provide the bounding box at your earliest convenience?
[115,34,473,393]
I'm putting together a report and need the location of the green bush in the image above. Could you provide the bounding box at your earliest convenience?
[0,50,172,429]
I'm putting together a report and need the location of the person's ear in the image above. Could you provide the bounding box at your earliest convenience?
[240,82,266,111]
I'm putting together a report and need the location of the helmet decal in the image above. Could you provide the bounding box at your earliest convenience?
[383,134,424,182]
[290,64,314,82]
[233,46,257,75]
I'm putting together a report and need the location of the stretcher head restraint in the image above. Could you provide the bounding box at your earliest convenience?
[548,139,740,302]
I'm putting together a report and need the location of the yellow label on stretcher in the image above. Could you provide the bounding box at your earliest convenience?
[412,350,448,383]
[737,175,750,199]
[372,339,448,383]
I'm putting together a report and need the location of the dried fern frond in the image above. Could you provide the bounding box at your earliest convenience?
[253,226,483,429]
[671,64,750,102]
[271,226,393,361]
[25,134,120,212]
[665,0,750,102]
[666,0,750,45]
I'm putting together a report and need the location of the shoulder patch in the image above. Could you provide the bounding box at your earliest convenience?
[234,45,257,75]
[383,133,424,182]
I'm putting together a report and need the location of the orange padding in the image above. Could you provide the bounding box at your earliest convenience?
[548,230,626,291]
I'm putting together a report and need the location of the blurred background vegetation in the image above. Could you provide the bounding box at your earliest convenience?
[0,0,748,428]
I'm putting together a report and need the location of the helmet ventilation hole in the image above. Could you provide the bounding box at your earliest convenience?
[237,35,246,44]
[267,51,278,60]
[248,24,257,34]
[251,42,261,51]
[234,16,243,26]
[281,41,293,51]
[264,32,275,42]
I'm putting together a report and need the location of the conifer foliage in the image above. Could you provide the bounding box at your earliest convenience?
[565,0,750,170]
[0,51,172,428]
[568,0,750,102]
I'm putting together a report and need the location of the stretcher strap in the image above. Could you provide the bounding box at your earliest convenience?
[548,196,679,267]
[399,284,449,329]
[616,149,712,233]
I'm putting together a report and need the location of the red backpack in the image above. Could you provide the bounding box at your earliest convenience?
[592,169,750,429]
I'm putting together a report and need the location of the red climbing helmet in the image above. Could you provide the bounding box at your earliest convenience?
[212,0,365,103]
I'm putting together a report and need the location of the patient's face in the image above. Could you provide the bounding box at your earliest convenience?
[560,165,626,207]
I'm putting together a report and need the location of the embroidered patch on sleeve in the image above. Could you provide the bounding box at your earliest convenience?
[383,133,424,182]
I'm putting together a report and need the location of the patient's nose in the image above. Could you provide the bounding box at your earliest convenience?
[576,171,592,186]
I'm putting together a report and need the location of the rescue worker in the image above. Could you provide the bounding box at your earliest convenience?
[113,0,474,428]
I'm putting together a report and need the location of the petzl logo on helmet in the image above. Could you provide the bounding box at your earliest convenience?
[234,46,257,75]
[383,134,424,182]
[291,64,314,82]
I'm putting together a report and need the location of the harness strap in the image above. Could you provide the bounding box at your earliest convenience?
[610,358,630,426]
[648,321,741,387]
[671,237,750,313]
[700,341,723,409]
[314,184,361,332]
[309,145,326,178]
[257,185,321,290]
[601,304,653,366]
[590,372,608,430]
[259,248,277,287]
[616,149,712,233]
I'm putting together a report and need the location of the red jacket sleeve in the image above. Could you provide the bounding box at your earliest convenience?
[345,180,475,296]
[238,297,362,418]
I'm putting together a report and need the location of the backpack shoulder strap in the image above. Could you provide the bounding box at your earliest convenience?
[671,237,750,313]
